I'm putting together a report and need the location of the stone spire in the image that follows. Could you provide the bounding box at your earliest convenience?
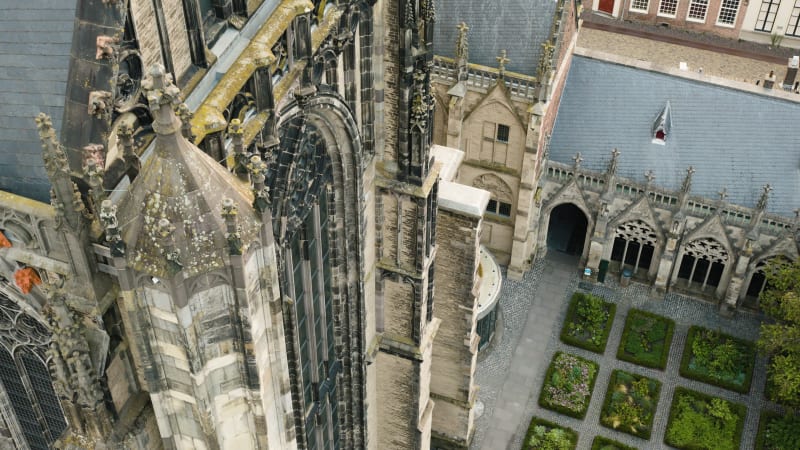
[756,184,772,212]
[601,148,621,203]
[36,113,85,230]
[455,22,469,82]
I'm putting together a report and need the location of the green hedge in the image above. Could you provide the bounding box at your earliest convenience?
[521,415,578,450]
[755,409,800,450]
[616,309,674,370]
[591,436,638,450]
[559,292,617,354]
[538,351,600,419]
[679,325,756,393]
[599,370,661,439]
[664,387,746,450]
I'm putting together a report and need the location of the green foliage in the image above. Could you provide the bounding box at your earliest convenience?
[616,309,674,370]
[522,416,577,450]
[560,293,616,353]
[539,352,599,419]
[600,370,660,439]
[664,388,745,450]
[761,413,800,450]
[758,259,800,409]
[590,436,638,450]
[680,326,755,393]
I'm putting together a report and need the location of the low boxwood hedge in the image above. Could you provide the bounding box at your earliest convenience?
[559,292,616,354]
[538,351,600,419]
[599,369,661,439]
[616,309,674,370]
[664,387,746,450]
[755,409,800,450]
[591,436,638,450]
[521,415,578,450]
[679,325,756,393]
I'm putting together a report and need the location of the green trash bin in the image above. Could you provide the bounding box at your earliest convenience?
[598,260,609,283]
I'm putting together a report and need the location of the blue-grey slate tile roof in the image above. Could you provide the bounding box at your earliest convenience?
[0,0,75,202]
[549,55,800,217]
[433,0,558,76]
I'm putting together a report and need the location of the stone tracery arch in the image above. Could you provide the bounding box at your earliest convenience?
[676,237,730,292]
[610,220,658,275]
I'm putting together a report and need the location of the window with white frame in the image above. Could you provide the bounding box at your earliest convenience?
[755,0,781,31]
[687,0,709,21]
[787,0,800,36]
[658,0,679,16]
[630,0,650,12]
[716,0,740,25]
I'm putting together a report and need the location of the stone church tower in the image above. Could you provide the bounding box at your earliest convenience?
[0,0,485,449]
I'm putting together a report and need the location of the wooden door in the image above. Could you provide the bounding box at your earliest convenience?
[599,0,615,14]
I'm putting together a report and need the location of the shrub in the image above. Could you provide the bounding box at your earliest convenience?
[680,326,756,393]
[522,416,577,450]
[560,292,616,353]
[591,436,638,450]
[600,370,661,439]
[539,352,599,419]
[664,387,745,450]
[755,410,800,450]
[616,309,674,370]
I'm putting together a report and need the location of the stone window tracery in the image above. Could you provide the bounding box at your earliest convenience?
[677,238,729,291]
[611,220,657,274]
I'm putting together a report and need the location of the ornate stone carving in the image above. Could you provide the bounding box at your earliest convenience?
[221,198,243,256]
[496,50,510,79]
[87,91,113,118]
[684,238,729,263]
[615,220,657,246]
[99,200,125,257]
[95,35,118,60]
[756,184,772,211]
[248,155,271,214]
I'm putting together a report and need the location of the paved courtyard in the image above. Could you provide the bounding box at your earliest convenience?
[471,252,779,450]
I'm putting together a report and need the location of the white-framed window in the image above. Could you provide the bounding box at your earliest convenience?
[630,0,650,12]
[716,0,741,25]
[658,0,679,17]
[755,0,781,32]
[687,0,709,21]
[787,0,800,36]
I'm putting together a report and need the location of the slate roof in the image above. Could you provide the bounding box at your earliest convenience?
[433,0,558,76]
[549,55,800,217]
[0,0,75,202]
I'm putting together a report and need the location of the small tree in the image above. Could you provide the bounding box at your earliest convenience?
[758,259,800,409]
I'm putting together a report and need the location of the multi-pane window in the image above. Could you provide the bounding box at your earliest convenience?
[687,0,710,21]
[755,0,781,31]
[496,124,510,143]
[486,199,512,217]
[717,0,741,25]
[787,0,800,36]
[630,0,650,12]
[658,0,679,16]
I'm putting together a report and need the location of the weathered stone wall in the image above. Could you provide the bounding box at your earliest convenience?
[430,209,480,448]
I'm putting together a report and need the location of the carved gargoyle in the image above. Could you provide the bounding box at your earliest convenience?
[87,91,113,118]
[95,35,118,60]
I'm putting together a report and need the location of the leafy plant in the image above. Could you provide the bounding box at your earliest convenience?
[681,326,755,393]
[763,413,800,449]
[560,293,616,353]
[539,352,599,419]
[522,416,577,450]
[616,309,674,370]
[600,370,660,439]
[591,435,638,450]
[665,388,745,450]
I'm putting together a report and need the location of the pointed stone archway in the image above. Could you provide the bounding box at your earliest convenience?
[546,203,589,256]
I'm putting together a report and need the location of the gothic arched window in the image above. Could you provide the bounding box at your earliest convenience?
[0,291,66,450]
[610,220,657,275]
[676,238,729,291]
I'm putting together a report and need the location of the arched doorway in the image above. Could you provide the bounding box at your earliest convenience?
[547,203,588,256]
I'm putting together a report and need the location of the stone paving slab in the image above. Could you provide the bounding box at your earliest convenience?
[471,252,782,450]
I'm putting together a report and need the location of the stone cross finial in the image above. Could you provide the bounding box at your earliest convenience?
[142,64,182,135]
[572,152,583,170]
[496,50,510,79]
[456,22,469,61]
[718,187,728,202]
[538,41,555,79]
[681,166,695,194]
[757,184,772,211]
[645,170,656,187]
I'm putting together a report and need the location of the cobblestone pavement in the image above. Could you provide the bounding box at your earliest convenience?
[576,27,791,86]
[471,252,781,450]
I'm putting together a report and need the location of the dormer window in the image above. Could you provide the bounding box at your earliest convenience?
[652,101,672,145]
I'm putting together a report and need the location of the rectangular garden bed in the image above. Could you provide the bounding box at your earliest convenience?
[664,387,746,450]
[616,309,674,370]
[560,292,616,353]
[755,409,800,450]
[599,369,661,439]
[522,416,578,450]
[591,436,638,450]
[679,326,756,393]
[539,351,599,419]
